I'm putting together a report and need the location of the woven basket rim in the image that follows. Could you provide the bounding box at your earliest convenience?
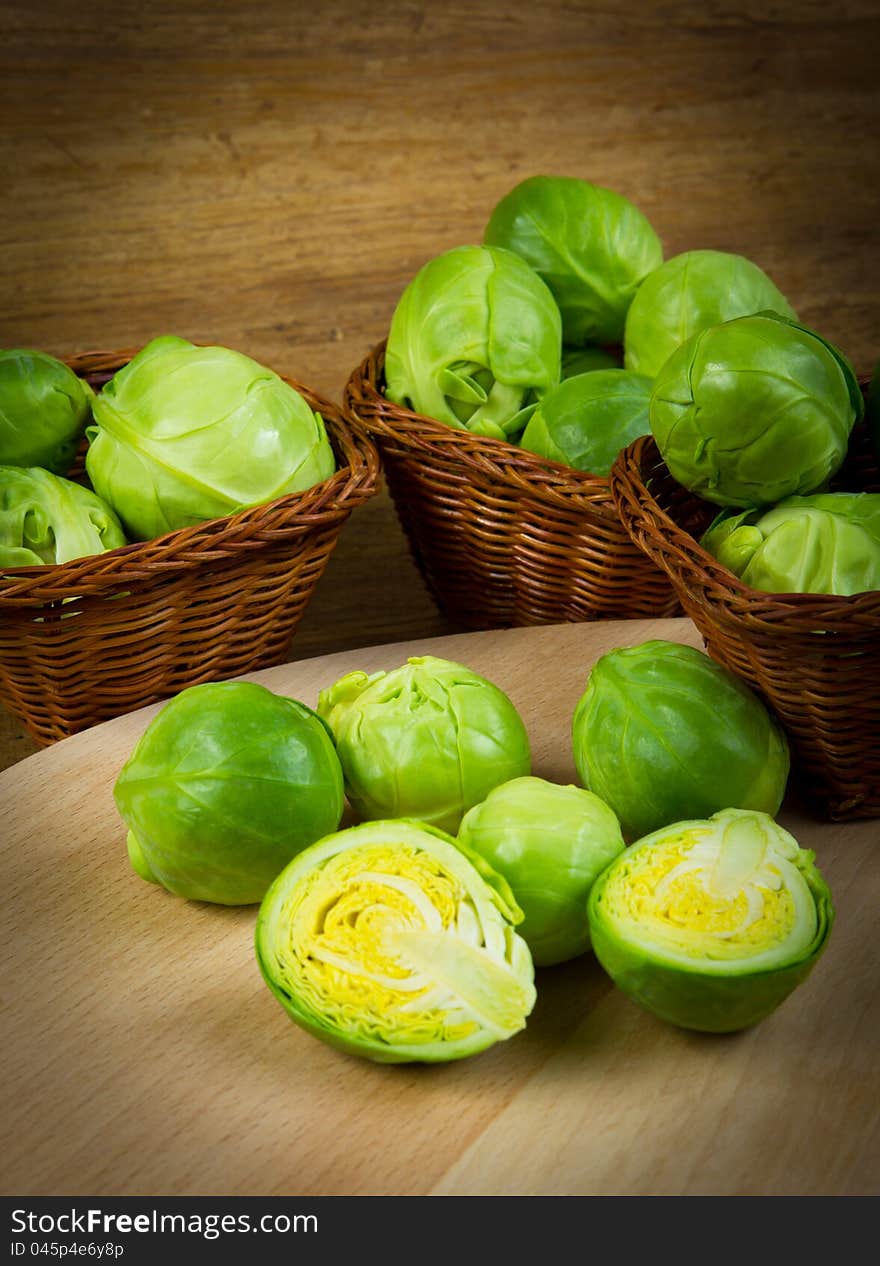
[609,431,880,629]
[343,339,624,514]
[1,345,381,604]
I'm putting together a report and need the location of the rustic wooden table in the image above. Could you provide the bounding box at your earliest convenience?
[2,0,879,768]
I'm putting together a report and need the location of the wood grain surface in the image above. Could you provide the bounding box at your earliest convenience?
[2,0,879,768]
[1,617,878,1198]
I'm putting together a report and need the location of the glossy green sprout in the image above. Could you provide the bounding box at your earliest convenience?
[384,244,562,440]
[458,776,625,966]
[701,492,880,595]
[650,313,862,507]
[317,655,531,833]
[0,465,126,567]
[256,819,536,1063]
[484,175,663,345]
[588,808,834,1032]
[519,368,653,475]
[0,349,94,475]
[114,681,345,905]
[572,640,790,842]
[86,336,336,541]
[623,250,796,378]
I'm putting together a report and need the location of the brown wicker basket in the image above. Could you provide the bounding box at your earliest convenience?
[609,405,880,822]
[343,341,679,629]
[0,348,380,745]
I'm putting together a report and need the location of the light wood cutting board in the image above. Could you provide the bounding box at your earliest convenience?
[1,617,877,1197]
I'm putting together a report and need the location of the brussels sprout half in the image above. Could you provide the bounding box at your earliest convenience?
[623,249,796,379]
[588,809,834,1032]
[318,655,531,834]
[0,465,126,567]
[458,777,625,966]
[649,312,861,508]
[572,640,790,842]
[86,336,336,541]
[114,681,345,905]
[256,819,537,1063]
[700,492,880,595]
[0,349,94,475]
[384,244,562,439]
[484,175,663,345]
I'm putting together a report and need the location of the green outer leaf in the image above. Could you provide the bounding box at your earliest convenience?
[254,819,536,1064]
[0,349,94,475]
[622,250,796,379]
[484,175,663,345]
[113,681,345,905]
[587,817,834,1033]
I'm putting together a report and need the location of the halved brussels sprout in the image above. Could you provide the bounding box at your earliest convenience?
[86,336,337,541]
[256,819,536,1063]
[0,465,126,567]
[650,312,862,507]
[483,175,663,345]
[458,777,625,966]
[114,681,345,905]
[572,640,790,842]
[587,808,834,1032]
[519,368,653,476]
[623,249,796,378]
[700,492,880,595]
[317,655,531,834]
[0,349,94,475]
[384,244,562,439]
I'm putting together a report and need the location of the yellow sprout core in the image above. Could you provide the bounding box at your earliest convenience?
[601,812,818,971]
[272,842,532,1048]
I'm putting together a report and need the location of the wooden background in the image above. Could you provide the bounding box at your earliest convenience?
[2,0,879,773]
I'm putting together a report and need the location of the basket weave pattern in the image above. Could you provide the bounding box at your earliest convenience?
[609,415,880,821]
[1,349,380,745]
[343,342,679,629]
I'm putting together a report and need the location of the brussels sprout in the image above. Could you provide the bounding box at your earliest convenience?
[384,244,561,439]
[114,681,345,905]
[0,349,94,475]
[623,250,796,378]
[256,819,536,1063]
[650,313,862,507]
[572,640,790,842]
[85,336,336,541]
[587,808,834,1032]
[317,655,531,834]
[561,344,621,379]
[700,492,880,595]
[519,369,653,476]
[458,776,625,966]
[0,465,126,567]
[483,175,663,345]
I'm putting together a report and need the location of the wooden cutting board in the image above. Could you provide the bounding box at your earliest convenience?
[1,617,877,1197]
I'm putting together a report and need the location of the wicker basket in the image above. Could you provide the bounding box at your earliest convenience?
[0,348,380,745]
[609,407,880,822]
[343,341,679,629]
